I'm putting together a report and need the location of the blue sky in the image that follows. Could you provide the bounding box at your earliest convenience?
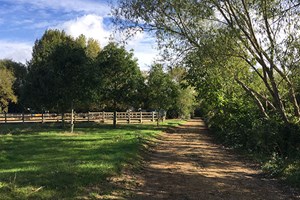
[0,0,158,70]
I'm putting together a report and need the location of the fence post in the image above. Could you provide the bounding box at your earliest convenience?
[71,109,74,133]
[127,111,131,124]
[102,111,105,123]
[42,113,44,123]
[113,111,117,128]
[140,111,143,123]
[88,112,90,122]
[22,113,25,123]
[152,111,154,122]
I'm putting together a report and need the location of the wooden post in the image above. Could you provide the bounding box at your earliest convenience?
[4,113,7,124]
[22,113,25,123]
[127,111,131,124]
[140,111,143,123]
[152,111,154,122]
[87,112,90,122]
[102,111,105,123]
[71,109,74,133]
[157,111,159,126]
[113,111,117,128]
[42,113,44,123]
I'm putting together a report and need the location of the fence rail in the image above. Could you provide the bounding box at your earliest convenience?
[0,111,159,124]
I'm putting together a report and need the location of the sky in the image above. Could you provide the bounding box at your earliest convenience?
[0,0,158,70]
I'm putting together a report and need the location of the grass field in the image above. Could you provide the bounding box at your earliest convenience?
[0,120,184,199]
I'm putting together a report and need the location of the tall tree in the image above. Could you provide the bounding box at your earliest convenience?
[146,64,179,113]
[0,66,16,113]
[94,42,144,111]
[25,29,89,113]
[168,66,196,119]
[114,0,300,125]
[0,59,27,112]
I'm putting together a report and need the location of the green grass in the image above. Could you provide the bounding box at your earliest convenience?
[0,120,185,199]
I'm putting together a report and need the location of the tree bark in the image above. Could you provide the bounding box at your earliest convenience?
[235,78,269,119]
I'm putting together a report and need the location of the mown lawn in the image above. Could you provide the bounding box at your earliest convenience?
[0,120,184,199]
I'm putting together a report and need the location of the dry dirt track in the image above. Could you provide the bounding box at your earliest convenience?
[129,119,299,200]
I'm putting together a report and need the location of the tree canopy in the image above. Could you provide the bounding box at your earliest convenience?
[0,59,27,112]
[114,0,300,124]
[0,65,17,113]
[146,64,179,112]
[94,42,144,111]
[25,30,90,113]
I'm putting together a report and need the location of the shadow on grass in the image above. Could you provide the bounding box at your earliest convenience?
[0,122,163,199]
[0,120,184,135]
[0,120,185,199]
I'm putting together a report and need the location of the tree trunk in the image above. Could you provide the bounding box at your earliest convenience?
[267,70,289,124]
[235,78,269,119]
[113,111,117,128]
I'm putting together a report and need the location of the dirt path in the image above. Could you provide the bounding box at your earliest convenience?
[129,119,299,200]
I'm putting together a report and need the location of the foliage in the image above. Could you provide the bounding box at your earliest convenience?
[145,64,179,112]
[86,38,101,60]
[167,66,196,119]
[25,30,90,113]
[114,0,300,122]
[94,42,144,111]
[0,59,27,112]
[283,161,300,187]
[0,66,16,113]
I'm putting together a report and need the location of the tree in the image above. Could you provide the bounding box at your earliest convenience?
[167,66,196,119]
[0,59,27,112]
[86,38,101,60]
[0,66,16,113]
[25,29,89,114]
[94,42,144,112]
[114,0,300,125]
[75,35,101,60]
[146,64,179,115]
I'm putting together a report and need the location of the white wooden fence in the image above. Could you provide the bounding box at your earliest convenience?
[0,111,159,124]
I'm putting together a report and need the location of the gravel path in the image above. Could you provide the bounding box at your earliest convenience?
[130,119,299,200]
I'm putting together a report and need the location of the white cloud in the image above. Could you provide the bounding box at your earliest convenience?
[0,40,32,64]
[55,14,159,70]
[126,33,159,70]
[55,14,111,47]
[0,14,159,70]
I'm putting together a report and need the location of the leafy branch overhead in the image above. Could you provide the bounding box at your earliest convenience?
[114,0,300,125]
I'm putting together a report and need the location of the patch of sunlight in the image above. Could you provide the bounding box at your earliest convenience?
[1,166,40,173]
[78,163,114,170]
[0,182,8,188]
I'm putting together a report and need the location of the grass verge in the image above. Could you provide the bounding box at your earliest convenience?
[0,119,185,199]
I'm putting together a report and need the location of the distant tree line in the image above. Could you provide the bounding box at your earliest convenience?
[0,29,195,119]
